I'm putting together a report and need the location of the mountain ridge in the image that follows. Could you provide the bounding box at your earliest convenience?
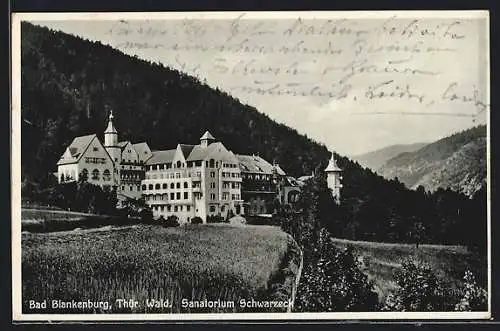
[378,125,486,197]
[351,142,429,171]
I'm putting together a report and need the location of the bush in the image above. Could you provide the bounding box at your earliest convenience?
[206,215,226,223]
[164,215,180,228]
[454,270,487,311]
[383,259,451,311]
[191,216,203,225]
[295,229,379,312]
[139,208,154,224]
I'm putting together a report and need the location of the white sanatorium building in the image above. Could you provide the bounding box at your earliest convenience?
[57,112,342,223]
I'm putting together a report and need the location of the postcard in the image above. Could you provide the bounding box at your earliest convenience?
[11,10,490,321]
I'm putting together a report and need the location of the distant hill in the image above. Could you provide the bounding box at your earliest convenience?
[352,143,428,171]
[378,126,487,197]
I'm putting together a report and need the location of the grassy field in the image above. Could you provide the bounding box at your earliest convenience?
[22,224,298,313]
[331,238,487,303]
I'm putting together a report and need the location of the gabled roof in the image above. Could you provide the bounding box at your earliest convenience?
[237,154,281,175]
[179,144,196,159]
[185,142,235,162]
[133,142,152,162]
[200,131,215,140]
[117,141,131,149]
[146,149,176,165]
[274,164,287,176]
[57,134,96,165]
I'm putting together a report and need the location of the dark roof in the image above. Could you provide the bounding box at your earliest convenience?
[146,149,176,165]
[179,144,196,159]
[57,134,96,165]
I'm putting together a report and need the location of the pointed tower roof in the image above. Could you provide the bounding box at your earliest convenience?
[325,153,341,172]
[200,131,215,141]
[105,110,117,134]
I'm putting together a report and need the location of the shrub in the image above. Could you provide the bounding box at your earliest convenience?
[191,216,203,225]
[139,208,154,224]
[454,270,487,311]
[164,215,180,228]
[295,228,379,312]
[383,259,450,311]
[206,215,226,223]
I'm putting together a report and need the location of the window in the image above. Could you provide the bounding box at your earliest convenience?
[122,186,125,191]
[130,186,133,191]
[167,205,171,212]
[159,164,164,170]
[176,161,182,168]
[160,205,164,211]
[80,168,88,181]
[93,147,99,151]
[176,192,181,200]
[180,205,183,211]
[163,183,167,189]
[210,182,216,189]
[209,205,216,213]
[184,182,188,188]
[184,192,188,199]
[221,206,225,212]
[137,185,141,191]
[142,184,147,190]
[210,171,215,178]
[155,184,161,190]
[148,184,153,190]
[209,159,215,167]
[170,183,174,189]
[176,172,181,179]
[210,193,216,200]
[174,206,178,212]
[170,193,175,200]
[187,205,191,211]
[91,169,100,180]
[176,182,180,189]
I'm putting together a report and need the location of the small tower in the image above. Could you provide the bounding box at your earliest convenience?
[104,110,121,165]
[325,153,342,204]
[200,131,215,148]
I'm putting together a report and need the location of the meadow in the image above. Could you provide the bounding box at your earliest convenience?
[331,237,487,303]
[22,224,299,313]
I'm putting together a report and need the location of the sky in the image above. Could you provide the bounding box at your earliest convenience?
[26,11,489,156]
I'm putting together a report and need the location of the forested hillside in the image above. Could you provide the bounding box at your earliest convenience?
[20,22,487,251]
[351,142,428,171]
[379,126,487,197]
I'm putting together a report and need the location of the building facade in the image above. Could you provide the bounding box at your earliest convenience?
[57,112,343,222]
[141,132,244,223]
[57,111,151,204]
